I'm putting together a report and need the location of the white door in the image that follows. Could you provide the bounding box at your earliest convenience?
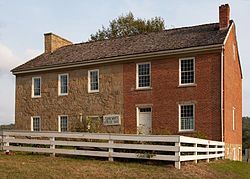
[137,107,152,135]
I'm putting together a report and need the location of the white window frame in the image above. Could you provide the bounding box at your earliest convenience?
[136,62,151,89]
[178,103,195,132]
[31,116,41,131]
[233,107,236,130]
[32,77,41,98]
[88,69,99,93]
[179,57,195,86]
[58,73,69,96]
[58,115,68,132]
[233,44,236,61]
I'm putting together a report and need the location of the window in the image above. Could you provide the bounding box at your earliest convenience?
[58,74,68,95]
[233,107,236,130]
[139,108,152,112]
[88,69,99,93]
[58,115,68,132]
[31,116,41,131]
[233,44,236,61]
[179,104,195,131]
[136,62,151,89]
[179,58,195,85]
[32,77,41,97]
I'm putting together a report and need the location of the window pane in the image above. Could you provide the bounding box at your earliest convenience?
[60,116,68,132]
[33,78,41,96]
[139,108,151,112]
[90,70,99,91]
[180,105,194,130]
[33,117,40,131]
[138,63,150,88]
[180,59,194,84]
[60,75,68,94]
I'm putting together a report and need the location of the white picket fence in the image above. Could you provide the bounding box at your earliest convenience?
[2,131,225,169]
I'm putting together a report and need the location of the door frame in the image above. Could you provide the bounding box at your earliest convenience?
[136,104,153,134]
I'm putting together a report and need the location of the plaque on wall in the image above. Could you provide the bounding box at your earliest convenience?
[103,115,121,125]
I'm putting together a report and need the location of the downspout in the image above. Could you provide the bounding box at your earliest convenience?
[221,46,225,142]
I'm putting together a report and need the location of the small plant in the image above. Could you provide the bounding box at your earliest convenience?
[193,131,207,139]
[152,128,172,135]
[136,151,156,159]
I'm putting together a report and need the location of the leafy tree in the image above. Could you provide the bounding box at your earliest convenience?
[89,12,165,41]
[243,117,250,152]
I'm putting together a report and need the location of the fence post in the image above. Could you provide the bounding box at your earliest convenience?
[247,149,250,163]
[222,144,225,159]
[108,136,114,162]
[4,133,10,154]
[194,143,198,163]
[50,137,55,157]
[215,145,218,160]
[0,130,3,151]
[175,141,181,169]
[206,144,209,163]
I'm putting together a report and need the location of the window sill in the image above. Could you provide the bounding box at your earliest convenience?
[58,93,68,96]
[88,91,99,94]
[178,83,197,88]
[178,130,195,133]
[32,96,41,98]
[135,87,152,91]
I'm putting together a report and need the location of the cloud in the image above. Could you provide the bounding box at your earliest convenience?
[0,43,41,74]
[0,43,22,74]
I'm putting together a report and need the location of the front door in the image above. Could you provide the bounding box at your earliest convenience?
[137,107,152,135]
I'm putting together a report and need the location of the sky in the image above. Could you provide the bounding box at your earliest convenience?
[0,0,250,125]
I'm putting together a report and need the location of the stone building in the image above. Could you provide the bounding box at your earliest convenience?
[12,4,242,160]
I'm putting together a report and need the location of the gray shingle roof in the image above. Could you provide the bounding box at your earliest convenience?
[12,22,230,73]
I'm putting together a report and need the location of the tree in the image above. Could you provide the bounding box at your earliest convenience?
[89,12,165,41]
[243,117,250,152]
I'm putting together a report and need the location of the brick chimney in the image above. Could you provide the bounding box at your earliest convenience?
[44,33,72,53]
[219,4,230,30]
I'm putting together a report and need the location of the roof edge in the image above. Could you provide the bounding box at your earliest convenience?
[222,21,243,79]
[12,44,223,75]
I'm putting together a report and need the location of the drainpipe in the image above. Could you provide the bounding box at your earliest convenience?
[221,47,225,142]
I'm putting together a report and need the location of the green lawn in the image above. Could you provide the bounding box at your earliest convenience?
[0,152,249,179]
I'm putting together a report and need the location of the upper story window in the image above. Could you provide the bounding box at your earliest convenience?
[136,62,151,89]
[179,103,195,131]
[88,69,99,93]
[233,107,236,130]
[179,58,195,85]
[233,44,236,61]
[32,77,41,98]
[31,116,41,131]
[58,115,68,132]
[58,74,68,96]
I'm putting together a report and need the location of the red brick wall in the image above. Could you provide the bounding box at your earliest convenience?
[223,24,242,145]
[123,53,222,140]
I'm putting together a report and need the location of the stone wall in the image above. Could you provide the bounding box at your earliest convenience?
[15,64,124,133]
[225,143,242,161]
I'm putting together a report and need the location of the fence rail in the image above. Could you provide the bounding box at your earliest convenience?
[2,131,224,169]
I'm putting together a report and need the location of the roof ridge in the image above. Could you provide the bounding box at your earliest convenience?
[12,21,230,74]
[70,22,219,47]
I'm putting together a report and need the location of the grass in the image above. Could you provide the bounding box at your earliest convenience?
[210,160,250,178]
[0,152,249,179]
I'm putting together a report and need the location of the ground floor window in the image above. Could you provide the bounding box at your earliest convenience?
[58,115,68,132]
[179,104,195,131]
[31,116,41,131]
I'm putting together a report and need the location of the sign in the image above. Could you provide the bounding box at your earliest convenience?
[103,115,121,125]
